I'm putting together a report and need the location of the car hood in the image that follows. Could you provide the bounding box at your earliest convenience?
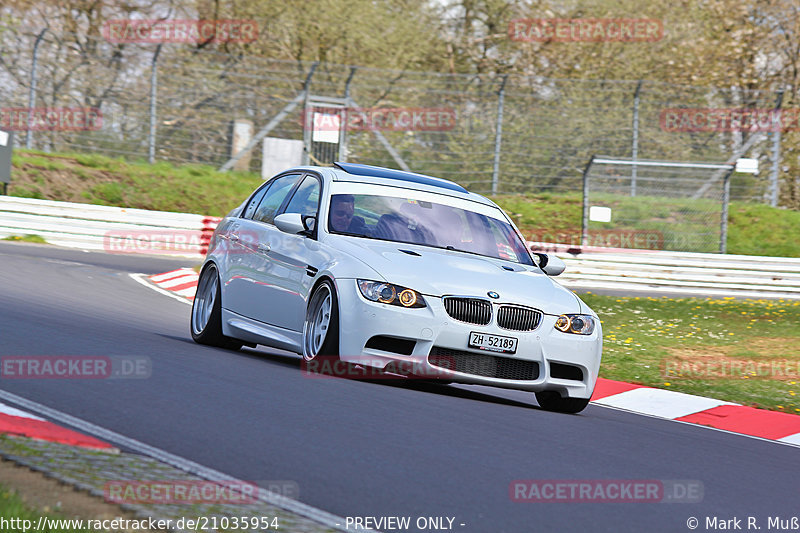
[331,237,583,315]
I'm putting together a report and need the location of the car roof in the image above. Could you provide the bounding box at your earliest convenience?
[283,162,494,206]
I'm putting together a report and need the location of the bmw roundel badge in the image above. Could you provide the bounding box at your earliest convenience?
[487,291,500,299]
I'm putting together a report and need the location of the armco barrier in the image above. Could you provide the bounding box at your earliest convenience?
[1,195,798,299]
[531,242,800,299]
[0,195,220,258]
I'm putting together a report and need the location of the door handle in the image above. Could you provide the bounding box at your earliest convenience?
[258,243,271,252]
[229,233,240,242]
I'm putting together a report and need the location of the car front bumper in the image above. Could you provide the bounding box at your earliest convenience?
[335,279,603,399]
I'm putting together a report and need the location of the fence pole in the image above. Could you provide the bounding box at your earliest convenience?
[220,63,317,172]
[25,28,48,150]
[340,67,357,162]
[720,168,733,254]
[301,63,319,165]
[581,155,595,248]
[148,44,162,164]
[631,80,643,197]
[491,75,508,195]
[770,89,784,207]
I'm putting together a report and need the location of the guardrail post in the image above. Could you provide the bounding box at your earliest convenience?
[26,29,48,150]
[148,44,162,164]
[301,63,318,166]
[339,67,357,162]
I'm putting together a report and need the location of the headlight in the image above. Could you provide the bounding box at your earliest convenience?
[554,314,595,335]
[357,280,426,308]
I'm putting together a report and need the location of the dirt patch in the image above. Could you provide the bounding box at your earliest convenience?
[666,337,800,360]
[0,458,156,531]
[665,337,800,380]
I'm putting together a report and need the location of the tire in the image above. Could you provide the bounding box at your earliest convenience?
[190,264,243,350]
[535,391,590,414]
[302,279,340,362]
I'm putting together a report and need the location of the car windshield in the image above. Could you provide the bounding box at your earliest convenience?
[328,193,534,265]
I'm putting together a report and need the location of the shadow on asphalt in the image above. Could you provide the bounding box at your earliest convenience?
[162,333,544,411]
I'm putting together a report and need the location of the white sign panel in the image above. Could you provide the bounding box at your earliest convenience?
[0,131,8,147]
[312,113,340,144]
[735,158,758,174]
[589,206,612,223]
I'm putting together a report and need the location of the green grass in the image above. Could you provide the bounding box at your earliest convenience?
[493,191,800,256]
[582,293,800,412]
[10,149,262,217]
[3,234,49,244]
[727,202,800,257]
[0,483,101,532]
[6,149,800,256]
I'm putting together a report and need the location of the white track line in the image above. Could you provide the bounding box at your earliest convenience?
[0,401,44,421]
[0,389,352,532]
[149,269,196,283]
[591,402,800,450]
[129,273,192,306]
[592,387,736,419]
[157,274,199,289]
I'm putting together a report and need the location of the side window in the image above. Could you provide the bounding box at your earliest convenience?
[252,174,301,225]
[241,183,271,219]
[282,175,321,218]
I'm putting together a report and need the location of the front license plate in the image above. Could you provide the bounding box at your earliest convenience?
[469,332,518,354]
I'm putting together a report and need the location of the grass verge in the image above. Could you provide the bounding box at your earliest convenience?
[584,293,800,412]
[3,234,49,244]
[5,150,800,256]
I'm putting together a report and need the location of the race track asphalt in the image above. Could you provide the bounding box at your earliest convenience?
[1,241,797,532]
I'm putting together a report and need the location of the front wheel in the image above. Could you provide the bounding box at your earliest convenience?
[302,280,340,362]
[535,391,590,414]
[190,264,242,350]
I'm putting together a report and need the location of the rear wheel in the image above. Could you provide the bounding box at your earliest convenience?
[535,391,590,414]
[302,280,340,363]
[191,265,242,350]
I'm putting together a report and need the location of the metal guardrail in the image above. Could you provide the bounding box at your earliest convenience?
[1,195,798,299]
[532,242,800,299]
[0,195,218,259]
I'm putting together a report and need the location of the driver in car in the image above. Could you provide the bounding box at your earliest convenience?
[329,194,368,235]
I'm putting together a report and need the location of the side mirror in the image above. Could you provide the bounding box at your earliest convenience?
[533,252,566,276]
[302,215,316,232]
[274,213,309,235]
